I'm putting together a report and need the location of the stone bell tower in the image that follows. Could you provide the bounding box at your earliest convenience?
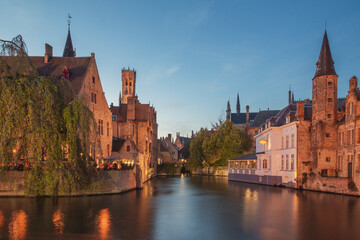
[121,68,136,104]
[311,31,338,175]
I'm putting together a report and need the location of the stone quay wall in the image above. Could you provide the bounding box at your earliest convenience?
[192,166,228,176]
[0,170,137,197]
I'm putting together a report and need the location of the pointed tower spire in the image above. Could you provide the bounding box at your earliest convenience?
[226,100,231,120]
[236,93,240,114]
[314,31,336,78]
[63,14,75,57]
[292,92,295,103]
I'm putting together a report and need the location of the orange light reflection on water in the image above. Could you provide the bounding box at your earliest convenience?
[0,211,4,228]
[52,210,65,234]
[9,210,28,240]
[97,208,111,240]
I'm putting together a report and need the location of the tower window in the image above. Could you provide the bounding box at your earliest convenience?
[92,77,95,84]
[126,81,128,86]
[328,98,333,102]
[326,157,331,162]
[129,82,132,86]
[327,114,331,118]
[328,81,332,86]
[326,133,330,138]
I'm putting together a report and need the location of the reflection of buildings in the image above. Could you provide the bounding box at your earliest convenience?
[97,208,111,240]
[9,210,28,240]
[110,68,158,182]
[52,210,64,234]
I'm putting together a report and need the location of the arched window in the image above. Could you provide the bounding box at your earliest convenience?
[263,159,267,169]
[126,81,128,86]
[129,81,132,86]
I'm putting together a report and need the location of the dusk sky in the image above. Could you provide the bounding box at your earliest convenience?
[2,0,360,137]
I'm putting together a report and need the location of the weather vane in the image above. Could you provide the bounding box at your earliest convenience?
[67,14,72,29]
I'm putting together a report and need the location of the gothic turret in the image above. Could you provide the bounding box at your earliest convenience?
[236,93,240,114]
[314,31,336,78]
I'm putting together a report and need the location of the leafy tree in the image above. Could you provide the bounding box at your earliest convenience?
[0,35,100,195]
[189,120,252,167]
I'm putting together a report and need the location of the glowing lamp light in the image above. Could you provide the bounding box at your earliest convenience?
[259,140,267,144]
[12,149,17,154]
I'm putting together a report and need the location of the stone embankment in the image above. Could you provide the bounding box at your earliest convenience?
[191,166,228,176]
[0,169,139,197]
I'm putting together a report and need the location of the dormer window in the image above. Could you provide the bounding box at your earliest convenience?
[286,116,290,123]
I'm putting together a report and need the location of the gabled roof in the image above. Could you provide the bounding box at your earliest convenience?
[230,112,257,124]
[0,56,91,95]
[314,31,336,78]
[248,110,280,128]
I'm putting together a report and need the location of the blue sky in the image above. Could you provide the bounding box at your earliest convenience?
[2,0,360,137]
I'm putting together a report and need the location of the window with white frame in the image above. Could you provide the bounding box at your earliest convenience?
[291,134,294,148]
[263,159,267,169]
[290,154,295,170]
[286,155,289,170]
[286,135,289,149]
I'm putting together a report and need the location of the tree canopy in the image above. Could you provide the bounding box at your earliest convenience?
[0,35,100,195]
[189,120,252,168]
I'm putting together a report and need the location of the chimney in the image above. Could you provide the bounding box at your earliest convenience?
[246,105,250,124]
[110,102,113,108]
[168,134,172,141]
[44,43,53,63]
[296,101,305,121]
[349,76,358,91]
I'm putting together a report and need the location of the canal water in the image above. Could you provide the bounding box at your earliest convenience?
[0,176,359,240]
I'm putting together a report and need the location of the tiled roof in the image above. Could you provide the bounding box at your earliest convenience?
[110,103,152,122]
[229,153,257,161]
[0,56,91,95]
[248,110,280,128]
[314,31,336,78]
[231,112,257,124]
[112,137,125,152]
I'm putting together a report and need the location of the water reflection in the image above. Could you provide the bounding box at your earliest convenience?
[97,208,111,240]
[52,210,64,234]
[0,177,360,239]
[8,210,27,240]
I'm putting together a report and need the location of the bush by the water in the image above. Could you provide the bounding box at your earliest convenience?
[158,163,181,176]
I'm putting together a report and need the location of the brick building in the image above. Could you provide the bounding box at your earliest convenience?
[159,134,179,164]
[110,68,158,181]
[0,25,113,160]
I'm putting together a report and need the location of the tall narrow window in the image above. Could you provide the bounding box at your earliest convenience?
[263,159,267,169]
[291,134,294,148]
[286,155,289,170]
[281,155,284,170]
[107,122,109,136]
[107,144,110,156]
[286,135,289,149]
[92,76,95,84]
[281,137,284,149]
[290,154,295,170]
[98,120,103,135]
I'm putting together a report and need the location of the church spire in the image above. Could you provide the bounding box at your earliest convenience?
[226,100,231,120]
[236,93,240,114]
[63,14,75,57]
[314,31,336,78]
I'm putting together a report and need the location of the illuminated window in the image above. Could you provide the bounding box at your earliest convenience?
[98,119,103,135]
[291,154,295,170]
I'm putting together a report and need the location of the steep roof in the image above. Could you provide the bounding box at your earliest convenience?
[0,56,91,95]
[314,31,336,78]
[230,112,257,125]
[248,110,280,128]
[63,29,75,57]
